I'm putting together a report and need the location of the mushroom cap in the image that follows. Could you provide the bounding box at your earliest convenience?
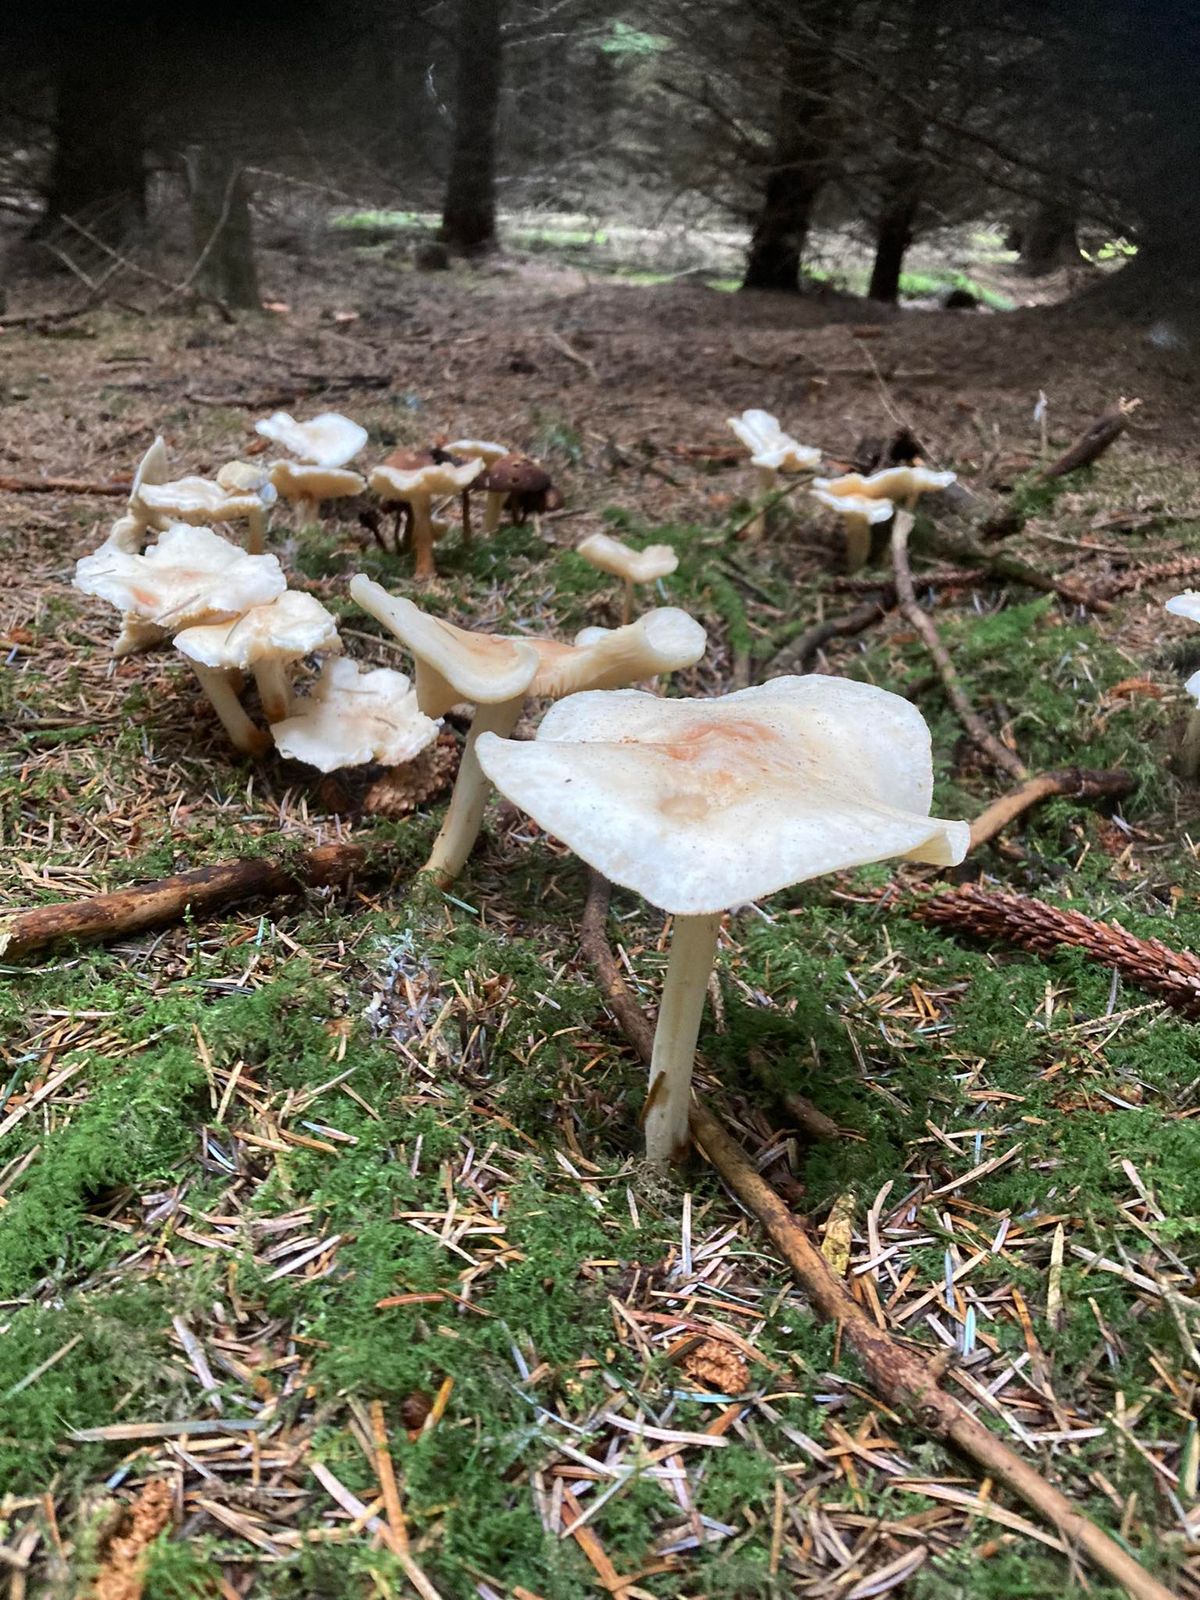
[131,436,169,499]
[254,411,368,468]
[727,409,822,472]
[577,532,679,585]
[349,575,539,716]
[271,656,440,771]
[476,676,969,916]
[269,460,366,502]
[1187,669,1200,703]
[217,459,277,498]
[525,608,706,699]
[810,487,895,524]
[813,466,956,501]
[74,524,286,631]
[134,475,269,527]
[479,454,552,494]
[1165,590,1200,626]
[174,590,341,670]
[369,456,483,498]
[103,512,150,554]
[443,438,510,465]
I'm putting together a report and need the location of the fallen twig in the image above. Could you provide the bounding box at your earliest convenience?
[969,766,1134,849]
[892,510,1027,781]
[764,600,888,677]
[0,474,130,497]
[60,212,236,323]
[580,871,1179,1600]
[0,842,373,960]
[1098,554,1200,598]
[914,884,1200,1018]
[1037,399,1140,483]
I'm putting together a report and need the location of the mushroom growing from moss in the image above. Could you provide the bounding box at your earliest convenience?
[810,487,895,573]
[476,677,969,1164]
[477,454,561,533]
[271,656,440,773]
[727,410,822,539]
[74,525,287,656]
[577,532,679,623]
[369,453,483,582]
[351,575,707,886]
[1165,591,1200,779]
[254,411,368,468]
[440,440,509,543]
[174,588,342,752]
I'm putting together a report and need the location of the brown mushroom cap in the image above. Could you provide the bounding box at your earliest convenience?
[480,454,552,495]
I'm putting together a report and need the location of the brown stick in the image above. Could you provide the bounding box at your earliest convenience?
[915,521,1112,613]
[1099,554,1200,599]
[765,600,888,677]
[0,475,130,497]
[1037,399,1140,483]
[0,842,371,960]
[969,766,1134,849]
[579,872,1178,1600]
[914,884,1200,1018]
[892,511,1027,781]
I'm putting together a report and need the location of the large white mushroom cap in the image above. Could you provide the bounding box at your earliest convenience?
[74,525,286,632]
[577,532,678,585]
[811,487,895,524]
[173,590,341,671]
[727,410,822,472]
[477,676,969,916]
[271,657,440,771]
[814,466,956,501]
[255,411,368,467]
[369,457,484,498]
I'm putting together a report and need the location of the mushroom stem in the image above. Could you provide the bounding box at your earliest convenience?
[484,490,504,534]
[644,912,722,1165]
[461,490,473,546]
[411,495,437,583]
[253,660,291,724]
[1180,706,1200,781]
[844,513,872,573]
[245,505,267,555]
[747,466,777,542]
[423,698,523,887]
[191,663,271,757]
[297,495,318,530]
[622,577,634,626]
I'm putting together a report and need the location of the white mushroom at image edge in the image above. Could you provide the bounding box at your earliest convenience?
[813,465,957,509]
[1164,591,1200,778]
[254,411,368,468]
[368,455,483,582]
[727,409,822,539]
[577,532,679,623]
[268,459,367,530]
[173,591,343,755]
[271,657,440,773]
[73,524,286,656]
[476,677,969,1165]
[810,487,895,573]
[350,575,707,886]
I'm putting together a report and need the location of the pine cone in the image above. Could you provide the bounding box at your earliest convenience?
[916,884,1200,1017]
[364,731,460,818]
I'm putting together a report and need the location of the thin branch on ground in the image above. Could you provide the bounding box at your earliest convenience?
[968,766,1134,849]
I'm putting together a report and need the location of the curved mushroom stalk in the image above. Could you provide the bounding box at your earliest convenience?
[484,491,505,534]
[644,913,722,1165]
[253,660,291,724]
[748,465,777,542]
[190,663,271,757]
[424,697,524,888]
[1181,707,1200,781]
[843,513,872,573]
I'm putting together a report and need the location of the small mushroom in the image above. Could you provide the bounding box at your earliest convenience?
[727,410,822,540]
[1165,591,1200,779]
[441,440,510,543]
[268,459,367,531]
[368,453,483,582]
[74,524,287,656]
[254,411,368,468]
[813,465,956,509]
[350,576,706,885]
[271,656,441,772]
[577,532,679,624]
[216,461,280,553]
[174,589,342,752]
[133,474,276,555]
[810,487,895,573]
[477,454,561,533]
[476,677,968,1163]
[99,436,173,556]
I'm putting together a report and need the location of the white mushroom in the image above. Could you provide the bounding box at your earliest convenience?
[254,411,368,468]
[350,577,707,886]
[174,589,342,752]
[577,532,679,623]
[810,488,895,573]
[1165,591,1200,779]
[476,677,969,1164]
[74,524,287,657]
[216,461,280,552]
[271,656,440,772]
[368,455,483,582]
[727,410,822,540]
[269,459,367,530]
[133,475,276,555]
[813,466,957,508]
[443,442,511,541]
[98,437,172,557]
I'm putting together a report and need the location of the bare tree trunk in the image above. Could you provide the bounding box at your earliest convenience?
[185,146,260,310]
[868,188,919,303]
[1019,195,1080,275]
[742,3,839,293]
[441,0,503,256]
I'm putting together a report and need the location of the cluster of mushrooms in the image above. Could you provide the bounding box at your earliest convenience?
[72,414,977,1166]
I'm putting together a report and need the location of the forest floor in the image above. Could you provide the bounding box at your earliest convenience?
[2,228,1200,1600]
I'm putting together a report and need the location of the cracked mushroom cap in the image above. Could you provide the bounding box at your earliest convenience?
[811,487,895,524]
[727,410,822,472]
[268,459,366,502]
[254,410,368,467]
[370,452,483,500]
[173,590,341,671]
[133,474,270,529]
[443,438,510,465]
[813,466,956,501]
[577,532,678,585]
[350,575,539,717]
[271,656,441,772]
[476,676,969,916]
[74,524,286,632]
